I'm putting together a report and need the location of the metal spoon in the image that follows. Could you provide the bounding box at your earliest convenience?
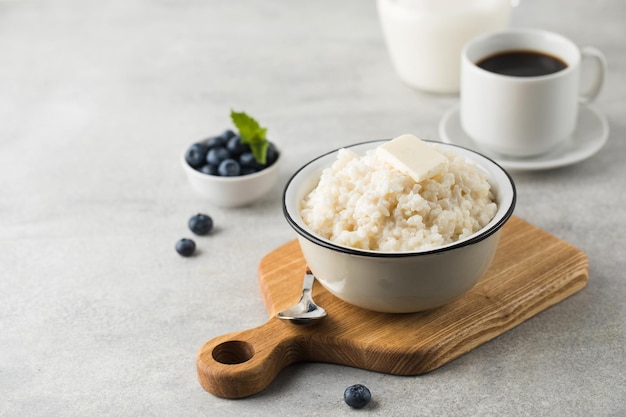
[277,270,327,325]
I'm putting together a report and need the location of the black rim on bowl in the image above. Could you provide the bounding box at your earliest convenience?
[282,139,516,258]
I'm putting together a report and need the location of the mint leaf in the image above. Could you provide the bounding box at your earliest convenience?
[230,110,268,164]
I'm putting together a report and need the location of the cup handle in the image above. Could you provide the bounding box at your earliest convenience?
[579,46,607,104]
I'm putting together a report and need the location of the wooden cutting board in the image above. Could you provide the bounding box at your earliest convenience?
[196,216,588,399]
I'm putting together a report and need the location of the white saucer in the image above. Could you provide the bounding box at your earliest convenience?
[438,104,609,171]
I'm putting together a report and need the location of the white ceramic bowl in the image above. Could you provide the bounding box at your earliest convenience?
[283,140,516,313]
[181,150,281,208]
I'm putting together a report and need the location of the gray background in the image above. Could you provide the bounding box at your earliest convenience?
[1,0,624,416]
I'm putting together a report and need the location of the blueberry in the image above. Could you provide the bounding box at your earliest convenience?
[205,136,228,149]
[206,146,230,166]
[241,166,260,176]
[218,159,241,176]
[175,238,196,257]
[220,129,236,140]
[265,142,279,166]
[188,214,213,236]
[185,143,209,168]
[226,135,250,157]
[199,164,218,175]
[239,152,263,170]
[343,384,371,409]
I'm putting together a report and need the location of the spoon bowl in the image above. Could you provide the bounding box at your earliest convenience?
[277,271,327,325]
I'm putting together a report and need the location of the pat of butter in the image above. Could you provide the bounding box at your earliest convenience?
[376,134,448,183]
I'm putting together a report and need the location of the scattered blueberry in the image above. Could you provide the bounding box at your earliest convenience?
[188,214,213,236]
[218,159,241,176]
[175,238,196,257]
[185,143,209,168]
[343,384,371,409]
[206,146,230,166]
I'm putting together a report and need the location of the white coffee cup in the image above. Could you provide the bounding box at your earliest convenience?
[460,28,607,157]
[377,0,511,94]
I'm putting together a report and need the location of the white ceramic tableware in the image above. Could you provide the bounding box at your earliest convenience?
[440,103,609,171]
[460,28,607,157]
[283,140,516,313]
[181,150,281,208]
[377,0,511,94]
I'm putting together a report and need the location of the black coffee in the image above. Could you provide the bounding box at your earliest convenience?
[476,50,568,77]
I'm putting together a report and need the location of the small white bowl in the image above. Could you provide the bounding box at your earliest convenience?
[283,140,516,313]
[181,150,281,208]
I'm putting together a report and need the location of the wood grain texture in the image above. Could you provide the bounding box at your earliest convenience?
[197,216,588,398]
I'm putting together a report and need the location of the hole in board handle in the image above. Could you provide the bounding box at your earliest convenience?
[211,340,255,365]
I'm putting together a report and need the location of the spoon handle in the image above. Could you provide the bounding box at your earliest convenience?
[302,270,314,292]
[196,317,307,399]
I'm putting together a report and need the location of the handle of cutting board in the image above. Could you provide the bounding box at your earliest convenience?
[196,317,306,399]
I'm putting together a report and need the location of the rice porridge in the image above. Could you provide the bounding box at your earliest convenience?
[299,144,497,252]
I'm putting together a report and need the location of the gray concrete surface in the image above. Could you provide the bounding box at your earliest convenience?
[1,0,624,416]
